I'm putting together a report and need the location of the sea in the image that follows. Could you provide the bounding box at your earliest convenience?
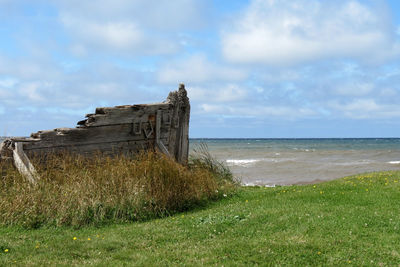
[189,138,400,186]
[2,137,400,186]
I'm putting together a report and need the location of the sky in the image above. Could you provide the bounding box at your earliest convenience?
[1,0,400,138]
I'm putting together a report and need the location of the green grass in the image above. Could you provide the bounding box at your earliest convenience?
[1,170,400,266]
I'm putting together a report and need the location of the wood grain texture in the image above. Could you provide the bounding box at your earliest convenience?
[24,124,169,150]
[79,103,172,127]
[167,84,190,164]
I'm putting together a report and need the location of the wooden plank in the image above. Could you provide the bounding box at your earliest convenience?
[166,84,190,164]
[0,141,5,158]
[96,103,170,114]
[155,110,170,156]
[82,103,172,127]
[156,110,161,142]
[25,138,169,156]
[0,140,12,159]
[24,124,170,151]
[13,142,39,185]
[179,107,190,163]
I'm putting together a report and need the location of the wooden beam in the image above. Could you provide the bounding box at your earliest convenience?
[156,110,170,156]
[81,103,171,127]
[12,142,39,185]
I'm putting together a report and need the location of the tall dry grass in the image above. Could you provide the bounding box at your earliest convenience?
[189,143,239,186]
[0,150,234,228]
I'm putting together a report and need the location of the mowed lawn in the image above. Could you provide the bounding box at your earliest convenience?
[1,171,400,266]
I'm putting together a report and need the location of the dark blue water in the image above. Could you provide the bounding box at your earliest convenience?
[190,138,400,186]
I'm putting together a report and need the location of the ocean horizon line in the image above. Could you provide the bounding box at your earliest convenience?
[2,137,400,141]
[190,137,400,140]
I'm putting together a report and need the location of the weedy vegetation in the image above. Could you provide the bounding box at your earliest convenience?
[0,147,236,228]
[189,143,239,187]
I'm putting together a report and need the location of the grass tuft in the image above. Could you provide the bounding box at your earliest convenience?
[0,150,235,228]
[189,143,238,186]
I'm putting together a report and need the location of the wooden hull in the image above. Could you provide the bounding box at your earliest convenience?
[0,84,190,183]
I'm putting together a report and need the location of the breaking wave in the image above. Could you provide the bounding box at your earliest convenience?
[226,159,260,167]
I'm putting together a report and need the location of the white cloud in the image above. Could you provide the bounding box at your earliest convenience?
[258,70,302,83]
[340,99,379,112]
[0,89,8,98]
[199,103,316,119]
[0,77,18,88]
[57,0,209,56]
[330,99,400,119]
[61,15,178,55]
[190,84,248,103]
[0,55,62,80]
[222,0,400,66]
[200,104,226,114]
[17,81,53,102]
[61,16,143,50]
[57,0,208,30]
[334,82,374,96]
[158,54,247,84]
[69,44,87,57]
[380,88,397,97]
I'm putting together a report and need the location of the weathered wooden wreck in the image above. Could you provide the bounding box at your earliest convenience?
[0,84,190,184]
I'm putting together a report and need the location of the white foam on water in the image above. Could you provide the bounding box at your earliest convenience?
[388,161,400,164]
[292,148,315,152]
[226,159,260,167]
[334,160,373,166]
[243,181,276,187]
[226,157,297,167]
